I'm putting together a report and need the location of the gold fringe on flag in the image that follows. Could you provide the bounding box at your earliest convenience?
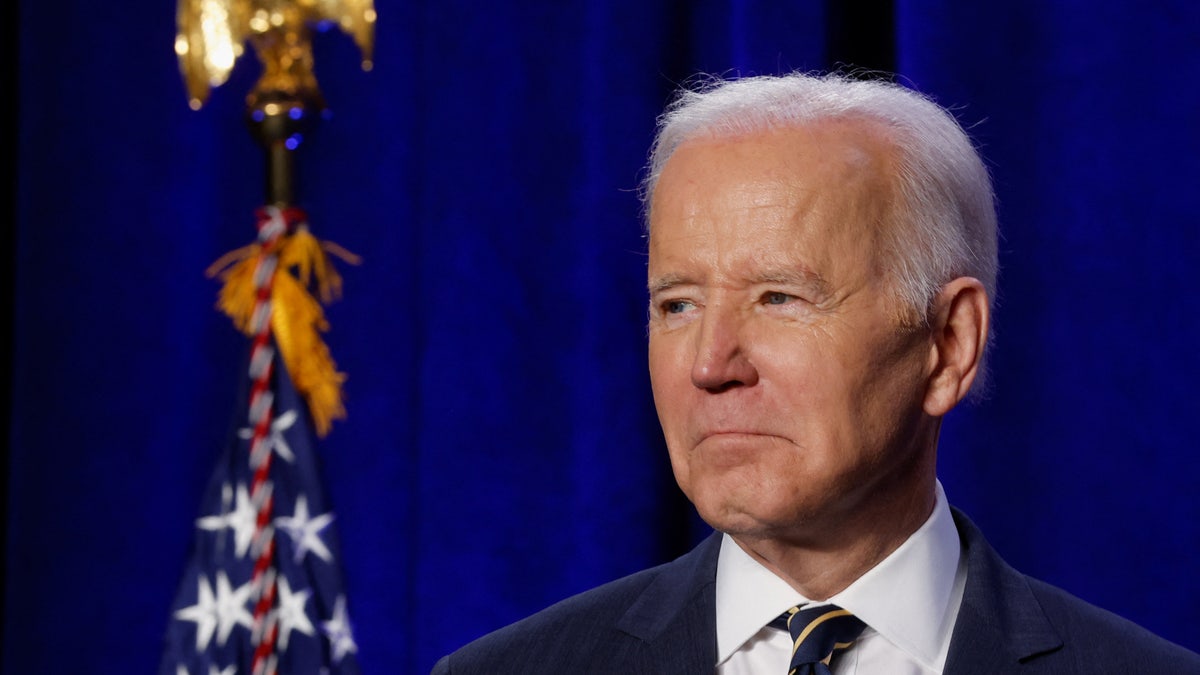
[206,223,361,437]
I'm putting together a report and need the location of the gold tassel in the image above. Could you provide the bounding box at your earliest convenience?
[206,242,264,334]
[207,227,360,437]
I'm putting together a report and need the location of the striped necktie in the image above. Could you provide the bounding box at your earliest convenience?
[770,604,866,675]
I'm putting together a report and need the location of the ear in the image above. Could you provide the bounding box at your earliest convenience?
[923,277,990,417]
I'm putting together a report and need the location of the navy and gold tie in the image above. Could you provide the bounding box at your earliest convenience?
[770,604,866,675]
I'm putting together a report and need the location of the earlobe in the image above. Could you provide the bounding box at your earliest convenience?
[923,277,989,416]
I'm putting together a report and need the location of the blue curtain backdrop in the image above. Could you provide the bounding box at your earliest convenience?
[8,1,1199,672]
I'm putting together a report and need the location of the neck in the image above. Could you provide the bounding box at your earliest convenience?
[730,461,938,600]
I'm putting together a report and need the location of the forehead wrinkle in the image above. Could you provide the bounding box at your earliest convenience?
[649,255,832,301]
[649,204,829,294]
[648,122,895,300]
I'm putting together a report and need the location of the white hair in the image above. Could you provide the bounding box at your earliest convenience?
[641,72,999,332]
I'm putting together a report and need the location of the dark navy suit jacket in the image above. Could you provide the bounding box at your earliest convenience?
[433,509,1200,673]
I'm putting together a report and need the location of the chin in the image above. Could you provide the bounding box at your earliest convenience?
[688,477,810,537]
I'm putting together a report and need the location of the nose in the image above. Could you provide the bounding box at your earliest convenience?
[690,303,759,392]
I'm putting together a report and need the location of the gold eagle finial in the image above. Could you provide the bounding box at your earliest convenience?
[175,0,376,111]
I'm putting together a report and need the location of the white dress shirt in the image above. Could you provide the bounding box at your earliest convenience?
[715,481,967,674]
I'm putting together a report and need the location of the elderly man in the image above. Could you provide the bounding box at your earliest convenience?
[432,72,1200,673]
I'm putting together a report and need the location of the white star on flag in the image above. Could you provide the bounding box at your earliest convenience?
[274,576,316,650]
[172,571,254,649]
[195,482,259,558]
[173,575,218,650]
[212,571,255,645]
[238,408,298,462]
[275,495,335,563]
[321,595,357,664]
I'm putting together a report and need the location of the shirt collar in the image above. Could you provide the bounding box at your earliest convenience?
[714,481,963,669]
[714,530,807,663]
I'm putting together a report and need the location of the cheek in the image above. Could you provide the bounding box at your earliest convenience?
[648,335,691,412]
[649,334,698,493]
[647,337,667,391]
[757,331,841,404]
[833,333,932,457]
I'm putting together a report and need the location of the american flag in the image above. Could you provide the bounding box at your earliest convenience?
[160,341,360,675]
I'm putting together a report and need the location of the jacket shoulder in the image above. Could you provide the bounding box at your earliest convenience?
[1024,575,1200,671]
[949,508,1200,673]
[433,532,721,674]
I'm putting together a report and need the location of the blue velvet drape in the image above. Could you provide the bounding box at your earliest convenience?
[9,1,1198,673]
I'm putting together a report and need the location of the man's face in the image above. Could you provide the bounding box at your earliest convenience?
[647,121,939,546]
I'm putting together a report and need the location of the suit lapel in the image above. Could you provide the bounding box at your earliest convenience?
[615,531,721,673]
[944,509,1063,674]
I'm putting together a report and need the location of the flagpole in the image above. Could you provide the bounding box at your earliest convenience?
[170,3,373,673]
[248,96,313,208]
[242,19,327,209]
[178,0,375,439]
[180,1,373,441]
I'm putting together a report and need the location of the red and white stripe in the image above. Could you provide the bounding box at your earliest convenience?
[243,205,304,675]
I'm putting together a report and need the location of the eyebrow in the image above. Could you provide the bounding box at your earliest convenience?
[753,269,832,297]
[648,274,688,295]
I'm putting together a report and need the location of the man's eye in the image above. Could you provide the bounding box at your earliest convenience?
[763,292,792,305]
[664,300,692,314]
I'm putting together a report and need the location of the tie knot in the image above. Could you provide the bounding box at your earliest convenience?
[772,604,866,675]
